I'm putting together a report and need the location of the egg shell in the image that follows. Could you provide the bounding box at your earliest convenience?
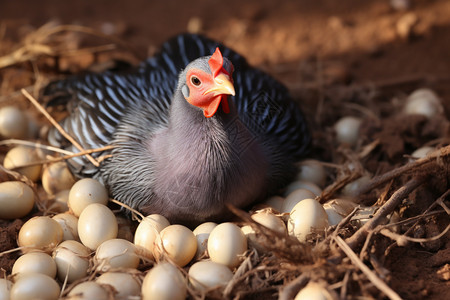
[0,278,12,300]
[251,211,286,234]
[282,188,316,213]
[52,240,91,283]
[3,147,41,181]
[141,262,186,300]
[342,176,371,198]
[288,199,329,242]
[68,281,109,300]
[10,273,60,300]
[78,203,118,250]
[134,214,170,260]
[52,213,79,241]
[68,178,109,216]
[0,106,28,139]
[284,180,322,197]
[0,181,35,219]
[323,207,343,226]
[410,146,435,160]
[294,282,334,300]
[17,216,63,253]
[334,116,362,146]
[296,159,326,187]
[207,222,247,268]
[189,260,233,291]
[12,252,57,279]
[193,222,217,258]
[42,162,76,195]
[95,239,139,272]
[323,199,358,216]
[155,224,197,267]
[404,88,443,118]
[96,272,140,300]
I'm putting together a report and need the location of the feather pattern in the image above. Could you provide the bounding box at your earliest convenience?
[44,33,310,223]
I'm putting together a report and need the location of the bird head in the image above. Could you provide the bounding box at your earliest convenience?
[181,48,235,118]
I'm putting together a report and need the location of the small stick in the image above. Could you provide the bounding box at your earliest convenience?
[0,139,74,155]
[334,236,402,300]
[346,177,424,250]
[358,145,450,195]
[379,224,450,244]
[21,88,100,167]
[278,273,309,300]
[6,145,115,169]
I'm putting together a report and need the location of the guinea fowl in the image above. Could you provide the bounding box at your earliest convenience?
[44,34,310,224]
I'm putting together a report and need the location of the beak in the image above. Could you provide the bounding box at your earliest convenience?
[204,73,235,97]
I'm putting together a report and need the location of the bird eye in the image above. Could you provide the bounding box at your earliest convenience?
[191,76,201,86]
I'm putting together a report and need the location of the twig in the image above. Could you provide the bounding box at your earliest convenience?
[334,236,402,300]
[278,273,309,300]
[357,145,450,195]
[5,145,115,170]
[379,224,450,244]
[346,177,424,250]
[109,198,144,221]
[21,88,100,167]
[0,139,74,155]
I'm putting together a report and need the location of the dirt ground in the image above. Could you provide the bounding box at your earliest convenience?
[0,0,449,299]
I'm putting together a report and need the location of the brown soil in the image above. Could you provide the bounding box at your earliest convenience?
[1,0,449,299]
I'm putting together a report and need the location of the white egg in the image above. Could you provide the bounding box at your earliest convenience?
[3,146,42,181]
[296,159,327,187]
[0,278,12,300]
[334,116,362,146]
[208,222,247,268]
[96,272,140,300]
[404,88,443,118]
[323,207,343,226]
[95,239,139,272]
[323,198,359,226]
[12,252,57,279]
[410,146,435,160]
[242,212,286,253]
[134,214,170,260]
[78,203,118,250]
[10,273,60,300]
[141,262,186,300]
[294,282,333,300]
[251,211,286,234]
[288,199,329,242]
[52,213,79,241]
[193,222,217,258]
[0,181,35,219]
[263,195,284,212]
[52,240,91,283]
[0,106,28,139]
[18,216,63,253]
[284,180,322,197]
[155,224,197,267]
[68,178,109,217]
[342,175,371,197]
[282,188,316,213]
[189,260,233,291]
[67,281,109,300]
[42,162,76,195]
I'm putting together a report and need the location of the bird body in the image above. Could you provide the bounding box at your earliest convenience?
[45,34,310,223]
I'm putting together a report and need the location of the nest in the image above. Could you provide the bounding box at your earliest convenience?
[0,22,449,299]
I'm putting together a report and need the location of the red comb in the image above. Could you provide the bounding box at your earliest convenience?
[208,48,229,77]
